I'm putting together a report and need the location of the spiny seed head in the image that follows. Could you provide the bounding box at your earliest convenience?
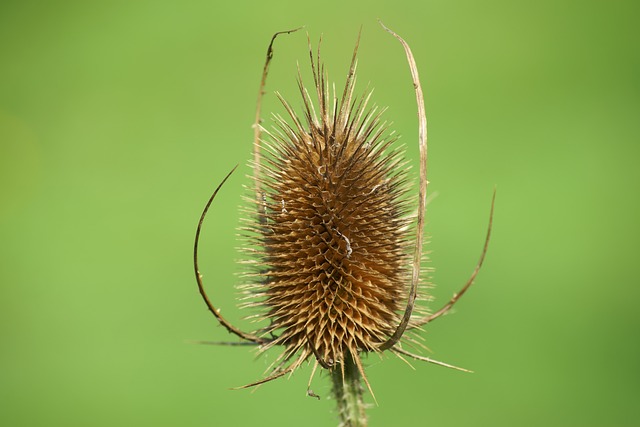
[196,29,488,427]
[239,42,424,373]
[195,26,493,399]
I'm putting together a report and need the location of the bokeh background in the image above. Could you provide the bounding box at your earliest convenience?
[1,0,639,426]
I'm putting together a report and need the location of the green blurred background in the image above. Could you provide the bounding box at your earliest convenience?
[1,0,639,426]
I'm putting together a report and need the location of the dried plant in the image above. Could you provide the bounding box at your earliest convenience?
[193,22,495,427]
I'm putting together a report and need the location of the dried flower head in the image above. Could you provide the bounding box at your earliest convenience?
[193,22,494,409]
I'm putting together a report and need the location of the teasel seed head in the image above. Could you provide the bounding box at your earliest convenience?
[193,23,495,401]
[240,36,418,376]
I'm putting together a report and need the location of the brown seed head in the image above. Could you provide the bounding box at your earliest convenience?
[240,39,418,375]
[193,26,495,396]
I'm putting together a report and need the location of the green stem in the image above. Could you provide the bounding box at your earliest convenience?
[331,355,367,427]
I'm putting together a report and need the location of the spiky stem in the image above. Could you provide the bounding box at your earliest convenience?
[331,355,367,427]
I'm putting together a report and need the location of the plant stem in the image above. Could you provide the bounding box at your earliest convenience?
[331,355,367,427]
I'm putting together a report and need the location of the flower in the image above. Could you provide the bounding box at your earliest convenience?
[193,24,494,405]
